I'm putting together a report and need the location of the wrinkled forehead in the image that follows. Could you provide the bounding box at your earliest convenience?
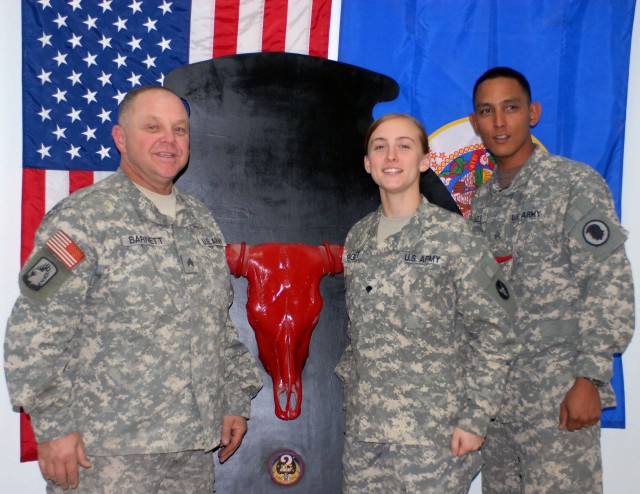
[122,88,189,124]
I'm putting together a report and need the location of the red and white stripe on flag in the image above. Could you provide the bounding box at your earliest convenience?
[45,231,86,270]
[190,0,336,61]
[20,170,112,267]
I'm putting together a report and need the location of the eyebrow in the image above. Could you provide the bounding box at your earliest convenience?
[475,97,524,108]
[371,136,416,143]
[142,115,189,125]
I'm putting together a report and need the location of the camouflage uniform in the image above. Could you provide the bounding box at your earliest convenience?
[46,451,214,494]
[4,170,262,462]
[471,146,635,493]
[337,196,520,493]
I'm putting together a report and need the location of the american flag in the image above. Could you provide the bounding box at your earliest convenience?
[21,0,335,262]
[20,0,337,462]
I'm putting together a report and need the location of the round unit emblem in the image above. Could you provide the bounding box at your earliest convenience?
[268,449,304,486]
[583,220,609,246]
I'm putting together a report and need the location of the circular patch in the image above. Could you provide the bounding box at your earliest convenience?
[495,279,510,300]
[583,220,609,246]
[268,450,304,486]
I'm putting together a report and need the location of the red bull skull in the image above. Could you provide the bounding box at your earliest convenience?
[226,242,344,420]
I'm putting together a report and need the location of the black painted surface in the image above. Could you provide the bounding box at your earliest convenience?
[164,53,456,493]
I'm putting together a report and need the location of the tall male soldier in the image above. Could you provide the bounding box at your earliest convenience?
[4,86,262,493]
[469,67,635,493]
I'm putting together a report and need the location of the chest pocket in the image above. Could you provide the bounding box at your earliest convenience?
[174,228,229,309]
[400,251,447,300]
[86,230,177,325]
[345,248,449,321]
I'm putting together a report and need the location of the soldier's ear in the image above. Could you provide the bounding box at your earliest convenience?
[529,102,542,127]
[469,112,479,134]
[364,155,372,174]
[112,125,126,153]
[420,153,430,172]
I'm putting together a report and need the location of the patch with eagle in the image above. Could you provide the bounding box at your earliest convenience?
[19,231,85,302]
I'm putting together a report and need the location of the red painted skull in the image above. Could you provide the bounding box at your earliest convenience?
[226,242,344,420]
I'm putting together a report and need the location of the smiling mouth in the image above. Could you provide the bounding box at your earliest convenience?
[383,167,402,174]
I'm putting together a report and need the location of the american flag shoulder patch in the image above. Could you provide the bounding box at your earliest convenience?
[45,231,85,270]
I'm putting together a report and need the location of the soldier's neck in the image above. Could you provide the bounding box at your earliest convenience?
[496,163,524,189]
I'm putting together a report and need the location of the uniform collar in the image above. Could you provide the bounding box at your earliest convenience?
[488,145,545,196]
[115,168,204,228]
[362,196,430,250]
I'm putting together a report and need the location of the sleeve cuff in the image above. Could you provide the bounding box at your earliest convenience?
[456,407,491,437]
[574,352,614,384]
[30,408,77,444]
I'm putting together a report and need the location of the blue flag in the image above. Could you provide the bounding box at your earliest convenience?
[338,0,636,428]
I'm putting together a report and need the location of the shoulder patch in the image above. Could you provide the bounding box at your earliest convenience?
[582,220,609,246]
[19,247,75,302]
[566,194,626,261]
[45,231,85,269]
[469,255,516,319]
[22,257,58,291]
[19,231,84,301]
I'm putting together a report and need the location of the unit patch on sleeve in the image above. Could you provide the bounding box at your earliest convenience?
[582,220,609,246]
[566,193,627,262]
[18,231,86,301]
[22,257,58,291]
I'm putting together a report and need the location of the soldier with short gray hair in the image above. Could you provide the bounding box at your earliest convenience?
[4,86,262,493]
[469,67,635,493]
[337,113,520,493]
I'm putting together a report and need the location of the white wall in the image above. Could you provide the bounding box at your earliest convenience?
[1,1,639,492]
[601,0,640,491]
[0,1,45,492]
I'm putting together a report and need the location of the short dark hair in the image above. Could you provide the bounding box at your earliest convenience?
[364,113,429,154]
[472,67,532,105]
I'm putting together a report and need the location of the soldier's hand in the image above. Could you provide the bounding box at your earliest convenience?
[450,427,484,457]
[558,377,602,432]
[37,431,91,489]
[218,414,248,463]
